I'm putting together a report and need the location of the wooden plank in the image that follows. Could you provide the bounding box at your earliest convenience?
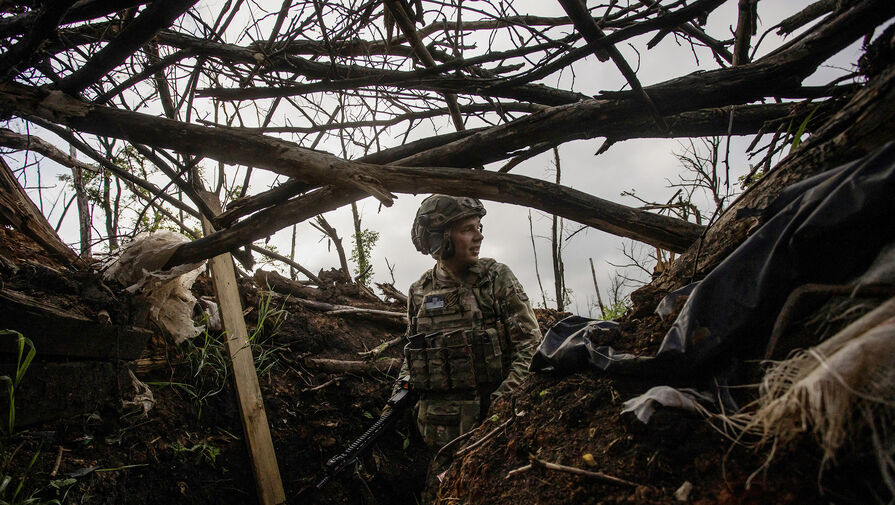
[0,288,152,360]
[200,192,285,505]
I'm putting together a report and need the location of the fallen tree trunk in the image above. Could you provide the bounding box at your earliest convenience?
[0,82,704,256]
[304,357,402,377]
[377,283,408,305]
[254,269,321,299]
[161,166,704,269]
[255,269,406,322]
[0,157,81,267]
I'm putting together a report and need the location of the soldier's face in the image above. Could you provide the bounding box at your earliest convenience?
[448,216,483,267]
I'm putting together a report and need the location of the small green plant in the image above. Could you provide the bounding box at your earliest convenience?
[0,331,36,436]
[600,299,630,320]
[350,228,379,287]
[170,440,221,468]
[180,329,230,419]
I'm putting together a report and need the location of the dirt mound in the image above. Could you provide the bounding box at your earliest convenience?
[440,372,877,505]
[439,294,885,505]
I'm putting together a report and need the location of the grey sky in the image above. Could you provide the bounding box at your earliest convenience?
[268,1,867,315]
[10,1,869,317]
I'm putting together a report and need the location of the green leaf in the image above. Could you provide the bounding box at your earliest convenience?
[49,478,77,489]
[791,105,819,150]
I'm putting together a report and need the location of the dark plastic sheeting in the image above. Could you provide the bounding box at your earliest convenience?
[531,141,895,375]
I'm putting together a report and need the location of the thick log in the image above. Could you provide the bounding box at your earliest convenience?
[164,171,705,269]
[203,101,812,228]
[254,269,323,300]
[217,179,313,227]
[0,83,705,258]
[0,157,81,266]
[0,288,152,361]
[304,357,402,377]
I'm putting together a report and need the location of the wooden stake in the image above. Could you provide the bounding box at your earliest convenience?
[200,192,285,505]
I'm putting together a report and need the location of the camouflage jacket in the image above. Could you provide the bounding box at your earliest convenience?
[400,258,542,400]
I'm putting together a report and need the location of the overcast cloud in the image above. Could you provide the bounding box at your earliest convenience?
[14,1,868,317]
[271,1,866,316]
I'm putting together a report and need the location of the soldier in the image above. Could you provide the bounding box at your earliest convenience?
[398,194,542,501]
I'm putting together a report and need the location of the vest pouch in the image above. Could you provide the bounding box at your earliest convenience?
[404,333,430,391]
[470,327,505,386]
[442,330,477,390]
[424,332,450,391]
[417,395,481,449]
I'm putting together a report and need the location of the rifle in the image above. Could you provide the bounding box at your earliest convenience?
[316,378,417,488]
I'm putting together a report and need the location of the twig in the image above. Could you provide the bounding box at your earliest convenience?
[301,377,339,393]
[326,307,406,319]
[49,445,64,477]
[357,335,404,359]
[506,458,640,488]
[506,463,533,478]
[455,418,513,458]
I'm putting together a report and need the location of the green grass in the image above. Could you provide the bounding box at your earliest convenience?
[0,331,35,437]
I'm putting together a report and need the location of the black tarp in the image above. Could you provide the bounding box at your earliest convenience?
[531,141,895,375]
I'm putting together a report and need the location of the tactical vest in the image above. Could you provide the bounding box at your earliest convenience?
[405,259,511,448]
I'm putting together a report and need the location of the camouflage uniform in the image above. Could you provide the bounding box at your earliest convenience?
[400,257,542,449]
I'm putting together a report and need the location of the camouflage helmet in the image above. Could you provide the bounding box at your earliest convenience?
[412,195,486,257]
